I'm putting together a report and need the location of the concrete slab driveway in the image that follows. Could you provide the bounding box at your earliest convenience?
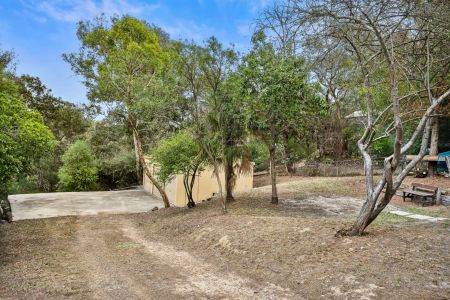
[9,189,163,221]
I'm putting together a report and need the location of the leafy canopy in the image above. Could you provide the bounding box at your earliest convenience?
[64,16,168,106]
[151,130,203,184]
[240,31,317,146]
[0,69,55,191]
[58,140,98,191]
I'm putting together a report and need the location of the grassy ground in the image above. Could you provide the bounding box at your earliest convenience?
[0,176,449,299]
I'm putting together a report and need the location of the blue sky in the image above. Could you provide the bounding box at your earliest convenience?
[0,0,273,104]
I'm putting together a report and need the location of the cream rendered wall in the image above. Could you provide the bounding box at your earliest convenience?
[143,161,253,207]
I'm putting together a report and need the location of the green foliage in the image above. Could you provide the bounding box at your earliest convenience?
[342,126,362,157]
[239,31,322,154]
[64,16,168,106]
[284,137,308,164]
[17,75,90,141]
[85,116,138,189]
[9,175,40,194]
[0,71,55,193]
[12,75,91,193]
[249,139,269,171]
[64,16,173,198]
[97,148,137,189]
[58,140,98,191]
[371,137,394,159]
[151,130,203,183]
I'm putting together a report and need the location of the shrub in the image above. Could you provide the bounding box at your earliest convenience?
[249,139,270,172]
[58,140,98,191]
[371,137,394,159]
[97,148,138,190]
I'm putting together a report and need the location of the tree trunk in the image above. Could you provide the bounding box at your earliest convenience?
[130,121,170,208]
[183,164,198,208]
[202,145,226,213]
[224,159,236,203]
[189,166,198,207]
[212,161,226,212]
[269,146,278,204]
[428,116,439,177]
[132,129,143,185]
[0,187,12,223]
[183,173,196,208]
[343,119,433,236]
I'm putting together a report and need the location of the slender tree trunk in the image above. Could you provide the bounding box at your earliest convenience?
[183,173,196,208]
[269,145,278,204]
[129,119,170,208]
[335,100,346,158]
[189,166,198,206]
[428,117,439,177]
[183,165,198,208]
[132,129,143,185]
[225,159,236,203]
[203,146,226,213]
[213,161,226,212]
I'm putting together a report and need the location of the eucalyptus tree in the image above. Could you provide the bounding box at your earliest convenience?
[64,16,171,207]
[239,31,313,204]
[292,0,450,235]
[17,75,89,141]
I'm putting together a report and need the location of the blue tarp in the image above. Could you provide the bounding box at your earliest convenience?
[437,151,450,172]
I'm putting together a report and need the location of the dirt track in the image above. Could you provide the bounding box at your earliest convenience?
[1,177,449,299]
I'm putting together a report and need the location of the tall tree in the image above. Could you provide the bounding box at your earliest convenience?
[13,75,91,192]
[220,74,252,202]
[17,75,89,141]
[178,38,240,212]
[199,38,252,204]
[0,55,55,221]
[239,31,313,204]
[293,0,450,235]
[64,16,171,207]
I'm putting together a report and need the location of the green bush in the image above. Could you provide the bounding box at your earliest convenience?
[249,139,270,172]
[97,148,137,190]
[371,137,394,159]
[58,140,98,191]
[9,176,40,194]
[151,130,202,184]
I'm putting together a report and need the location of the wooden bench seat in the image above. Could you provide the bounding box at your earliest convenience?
[402,183,438,206]
[402,189,433,197]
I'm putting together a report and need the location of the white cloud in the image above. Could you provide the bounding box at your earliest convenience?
[159,20,214,42]
[214,0,272,13]
[24,0,160,23]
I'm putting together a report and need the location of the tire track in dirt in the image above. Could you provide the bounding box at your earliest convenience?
[121,220,295,299]
[74,217,215,299]
[74,218,152,299]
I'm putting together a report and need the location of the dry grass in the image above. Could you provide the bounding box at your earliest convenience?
[0,176,449,299]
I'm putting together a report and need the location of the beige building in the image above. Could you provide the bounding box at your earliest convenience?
[143,163,253,207]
